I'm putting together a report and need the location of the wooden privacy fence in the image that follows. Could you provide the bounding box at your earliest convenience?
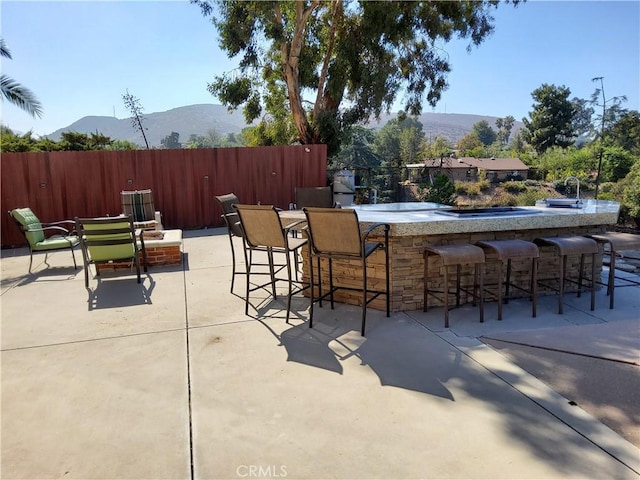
[1,145,327,247]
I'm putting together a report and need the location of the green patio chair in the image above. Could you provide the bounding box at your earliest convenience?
[9,207,79,273]
[75,215,148,288]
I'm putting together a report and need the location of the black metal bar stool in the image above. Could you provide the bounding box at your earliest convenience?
[587,232,640,309]
[424,244,485,328]
[534,235,599,314]
[476,239,539,320]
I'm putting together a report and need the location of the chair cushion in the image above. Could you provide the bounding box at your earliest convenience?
[88,244,136,262]
[121,190,156,222]
[11,208,45,244]
[33,235,79,251]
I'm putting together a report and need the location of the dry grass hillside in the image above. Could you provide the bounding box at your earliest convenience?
[454,180,561,208]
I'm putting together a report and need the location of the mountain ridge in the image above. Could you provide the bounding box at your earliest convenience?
[47,104,522,148]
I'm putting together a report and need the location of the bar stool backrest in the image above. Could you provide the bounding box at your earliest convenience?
[234,204,287,249]
[295,186,334,209]
[215,193,244,238]
[304,207,362,256]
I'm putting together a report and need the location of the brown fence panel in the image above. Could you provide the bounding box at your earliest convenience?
[1,144,327,247]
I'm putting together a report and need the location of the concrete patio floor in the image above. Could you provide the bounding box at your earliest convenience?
[1,228,639,479]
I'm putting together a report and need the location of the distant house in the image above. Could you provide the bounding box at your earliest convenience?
[407,156,529,183]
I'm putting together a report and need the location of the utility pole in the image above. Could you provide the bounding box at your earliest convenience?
[592,76,606,199]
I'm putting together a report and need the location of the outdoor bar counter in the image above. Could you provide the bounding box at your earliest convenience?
[281,200,621,312]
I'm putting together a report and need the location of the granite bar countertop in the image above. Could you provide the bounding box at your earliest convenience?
[281,200,621,237]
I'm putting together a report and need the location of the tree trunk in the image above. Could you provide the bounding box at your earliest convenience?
[313,0,342,120]
[279,1,319,144]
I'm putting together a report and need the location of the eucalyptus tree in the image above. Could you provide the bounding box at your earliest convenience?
[192,0,519,154]
[0,38,43,118]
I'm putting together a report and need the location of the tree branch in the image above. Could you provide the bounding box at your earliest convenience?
[314,0,341,120]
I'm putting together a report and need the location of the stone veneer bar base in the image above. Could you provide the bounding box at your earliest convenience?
[97,229,182,272]
[300,225,607,312]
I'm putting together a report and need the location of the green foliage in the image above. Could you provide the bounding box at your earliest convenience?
[186,130,245,148]
[472,120,497,146]
[534,146,596,181]
[516,188,549,206]
[503,180,526,193]
[522,84,576,154]
[620,161,640,219]
[422,135,451,160]
[1,125,116,152]
[371,114,425,197]
[495,115,515,144]
[161,132,181,149]
[454,181,480,196]
[474,170,491,192]
[330,126,380,172]
[194,0,517,153]
[1,126,40,152]
[607,110,640,156]
[59,132,113,151]
[489,191,518,206]
[571,97,595,138]
[421,173,456,205]
[456,132,482,156]
[598,145,636,183]
[107,139,139,150]
[0,38,43,118]
[242,118,296,147]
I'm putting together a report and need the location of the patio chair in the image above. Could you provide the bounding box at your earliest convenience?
[75,215,148,288]
[215,193,245,294]
[121,189,163,231]
[8,207,79,273]
[294,186,335,209]
[303,207,390,336]
[233,204,308,323]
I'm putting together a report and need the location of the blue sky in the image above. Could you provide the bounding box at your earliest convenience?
[1,0,639,136]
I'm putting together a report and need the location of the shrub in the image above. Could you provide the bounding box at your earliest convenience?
[517,189,548,206]
[503,180,527,193]
[477,178,491,192]
[489,192,518,206]
[421,173,456,205]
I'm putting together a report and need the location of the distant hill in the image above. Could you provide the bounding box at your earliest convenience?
[370,112,523,143]
[46,104,251,148]
[46,104,522,147]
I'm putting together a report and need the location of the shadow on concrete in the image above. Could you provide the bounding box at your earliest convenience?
[5,266,80,287]
[87,275,156,310]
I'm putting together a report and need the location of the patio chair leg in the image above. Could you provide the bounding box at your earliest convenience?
[268,249,277,298]
[361,261,368,336]
[286,256,293,324]
[244,249,251,317]
[70,246,77,269]
[308,249,315,329]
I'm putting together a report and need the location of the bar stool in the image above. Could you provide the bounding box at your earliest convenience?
[424,244,485,328]
[534,235,598,314]
[476,239,539,320]
[587,232,640,309]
